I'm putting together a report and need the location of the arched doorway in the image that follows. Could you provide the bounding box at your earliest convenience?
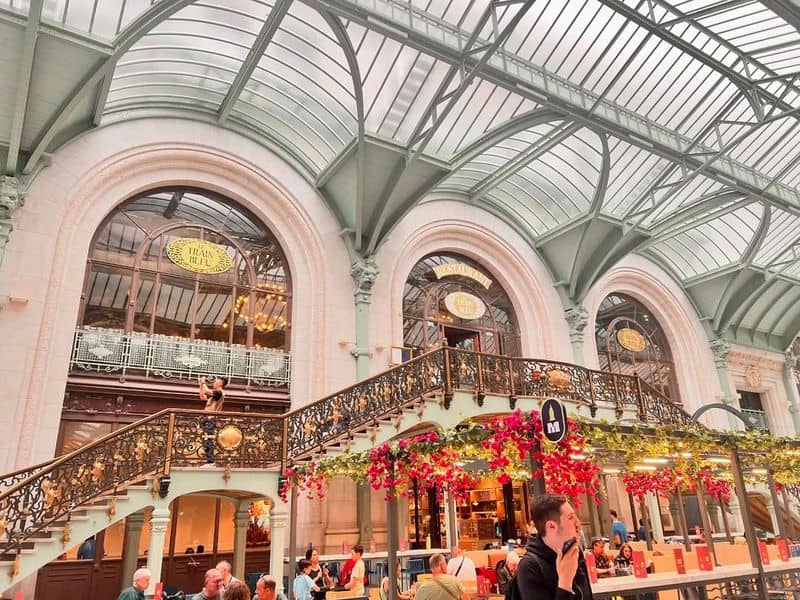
[595,293,680,402]
[402,253,520,356]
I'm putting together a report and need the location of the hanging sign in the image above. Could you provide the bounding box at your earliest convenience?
[166,238,232,274]
[617,327,647,352]
[432,262,492,289]
[444,292,486,320]
[541,398,568,443]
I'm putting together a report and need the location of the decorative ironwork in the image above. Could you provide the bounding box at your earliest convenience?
[0,409,283,555]
[70,327,291,388]
[637,379,692,426]
[0,462,48,491]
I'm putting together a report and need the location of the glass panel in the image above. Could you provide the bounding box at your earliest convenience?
[133,272,158,334]
[58,421,113,454]
[82,265,132,329]
[153,276,195,338]
[195,282,233,343]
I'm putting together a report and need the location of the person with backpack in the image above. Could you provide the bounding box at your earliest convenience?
[496,551,520,594]
[515,494,593,600]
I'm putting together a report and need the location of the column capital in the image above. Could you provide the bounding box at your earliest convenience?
[785,350,797,375]
[149,507,171,534]
[709,338,731,369]
[234,507,252,528]
[351,256,379,304]
[564,306,589,344]
[270,505,289,529]
[126,510,147,531]
[0,176,24,220]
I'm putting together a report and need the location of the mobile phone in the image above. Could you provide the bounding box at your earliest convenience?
[561,536,578,555]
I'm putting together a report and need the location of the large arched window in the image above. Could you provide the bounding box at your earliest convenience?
[403,253,520,356]
[595,293,679,402]
[79,188,291,350]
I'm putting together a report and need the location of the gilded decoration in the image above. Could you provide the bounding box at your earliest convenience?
[547,369,572,389]
[166,238,233,274]
[745,365,763,388]
[617,327,647,352]
[217,425,244,450]
[444,291,486,320]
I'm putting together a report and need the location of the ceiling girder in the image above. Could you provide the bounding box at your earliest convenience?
[312,0,800,218]
[364,0,535,254]
[217,0,293,125]
[5,0,43,175]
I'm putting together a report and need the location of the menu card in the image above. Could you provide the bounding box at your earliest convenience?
[696,544,714,571]
[673,547,686,574]
[154,582,163,598]
[477,576,489,597]
[632,550,648,578]
[778,538,790,562]
[758,540,771,565]
[584,553,599,583]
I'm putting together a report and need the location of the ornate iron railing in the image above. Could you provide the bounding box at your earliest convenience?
[0,461,50,491]
[285,346,693,459]
[741,408,769,432]
[70,327,291,388]
[0,409,284,555]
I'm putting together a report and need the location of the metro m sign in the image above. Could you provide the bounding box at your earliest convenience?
[541,398,568,443]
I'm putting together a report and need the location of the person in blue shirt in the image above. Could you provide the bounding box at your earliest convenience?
[294,559,320,600]
[610,509,628,549]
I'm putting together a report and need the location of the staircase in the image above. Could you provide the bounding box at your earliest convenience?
[0,347,690,592]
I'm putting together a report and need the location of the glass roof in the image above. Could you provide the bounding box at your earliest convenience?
[6,0,800,348]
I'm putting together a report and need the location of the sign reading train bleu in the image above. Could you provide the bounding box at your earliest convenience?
[166,238,233,274]
[541,398,568,443]
[444,291,486,320]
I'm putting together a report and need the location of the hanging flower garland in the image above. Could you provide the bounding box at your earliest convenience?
[280,409,601,504]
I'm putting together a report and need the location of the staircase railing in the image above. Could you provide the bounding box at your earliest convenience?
[0,460,52,491]
[284,346,694,460]
[0,409,284,555]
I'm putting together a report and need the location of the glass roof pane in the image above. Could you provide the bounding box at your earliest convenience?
[36,0,162,40]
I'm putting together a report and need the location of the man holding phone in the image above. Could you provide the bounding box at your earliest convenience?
[517,494,593,600]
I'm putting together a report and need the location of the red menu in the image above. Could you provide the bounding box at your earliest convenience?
[477,576,489,597]
[632,550,648,578]
[585,552,599,583]
[673,547,686,574]
[778,538,790,561]
[696,544,714,571]
[154,582,164,598]
[758,540,771,565]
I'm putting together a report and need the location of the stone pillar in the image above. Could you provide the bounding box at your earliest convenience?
[233,503,252,580]
[0,175,24,269]
[121,511,147,592]
[710,339,739,430]
[783,351,800,435]
[145,508,171,594]
[270,504,289,593]
[351,257,379,544]
[565,306,589,366]
[765,495,781,536]
[646,493,664,541]
[728,495,745,532]
[444,489,459,548]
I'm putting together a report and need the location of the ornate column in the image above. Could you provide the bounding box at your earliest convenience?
[728,495,745,532]
[710,339,738,430]
[646,493,664,541]
[351,256,379,543]
[783,351,800,435]
[270,504,289,593]
[766,495,782,538]
[232,503,252,580]
[120,511,147,592]
[564,306,589,365]
[145,508,171,594]
[0,175,24,269]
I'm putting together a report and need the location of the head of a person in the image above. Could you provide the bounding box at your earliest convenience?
[256,575,278,600]
[204,568,224,595]
[306,548,319,564]
[132,567,151,591]
[450,547,462,558]
[506,552,520,574]
[223,579,251,600]
[639,518,645,526]
[619,543,633,560]
[610,509,618,521]
[352,544,363,559]
[429,553,447,576]
[533,494,580,552]
[591,539,605,557]
[216,560,232,582]
[299,558,312,574]
[212,377,228,390]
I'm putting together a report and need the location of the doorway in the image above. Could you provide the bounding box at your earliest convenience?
[443,326,480,351]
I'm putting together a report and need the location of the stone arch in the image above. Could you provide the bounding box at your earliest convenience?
[1,118,353,469]
[582,255,720,420]
[373,200,571,371]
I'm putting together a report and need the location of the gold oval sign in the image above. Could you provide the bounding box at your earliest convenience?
[217,425,243,450]
[617,327,647,352]
[166,238,232,274]
[547,369,572,389]
[444,292,486,320]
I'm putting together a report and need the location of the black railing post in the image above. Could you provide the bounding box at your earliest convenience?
[442,344,453,410]
[730,446,768,600]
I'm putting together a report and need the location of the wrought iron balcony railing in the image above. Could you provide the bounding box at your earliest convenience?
[285,346,691,460]
[0,409,285,555]
[741,408,770,432]
[70,327,291,388]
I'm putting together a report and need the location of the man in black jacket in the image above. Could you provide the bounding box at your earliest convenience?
[517,494,593,600]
